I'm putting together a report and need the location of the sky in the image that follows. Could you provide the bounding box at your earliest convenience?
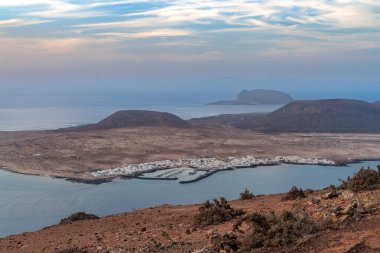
[0,0,380,100]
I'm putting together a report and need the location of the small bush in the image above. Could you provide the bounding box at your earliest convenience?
[59,212,99,225]
[240,188,255,200]
[234,211,317,250]
[193,197,245,228]
[55,248,88,253]
[282,186,307,200]
[340,167,380,192]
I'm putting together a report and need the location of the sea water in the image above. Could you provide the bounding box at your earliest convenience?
[0,94,282,131]
[1,161,379,238]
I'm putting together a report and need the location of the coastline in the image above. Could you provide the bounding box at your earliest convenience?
[2,127,380,184]
[2,156,380,185]
[1,188,379,252]
[90,156,336,177]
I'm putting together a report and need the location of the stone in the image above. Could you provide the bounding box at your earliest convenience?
[322,191,340,199]
[341,190,354,199]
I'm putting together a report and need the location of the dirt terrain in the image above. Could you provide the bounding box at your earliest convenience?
[0,188,379,253]
[253,99,380,133]
[1,127,380,181]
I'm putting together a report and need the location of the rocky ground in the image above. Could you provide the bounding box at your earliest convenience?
[0,188,379,253]
[1,127,380,181]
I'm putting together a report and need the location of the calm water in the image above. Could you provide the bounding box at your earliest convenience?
[1,161,379,238]
[0,94,281,131]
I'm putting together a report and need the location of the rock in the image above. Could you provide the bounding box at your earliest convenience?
[343,201,365,215]
[192,248,217,253]
[363,201,379,211]
[206,232,239,252]
[338,214,349,222]
[322,190,340,199]
[341,190,354,199]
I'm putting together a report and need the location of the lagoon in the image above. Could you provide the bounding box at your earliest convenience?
[1,160,379,238]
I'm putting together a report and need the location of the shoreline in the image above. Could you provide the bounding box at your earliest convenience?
[1,188,380,252]
[2,157,380,185]
[91,156,337,176]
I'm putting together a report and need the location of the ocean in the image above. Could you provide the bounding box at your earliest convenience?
[0,94,282,131]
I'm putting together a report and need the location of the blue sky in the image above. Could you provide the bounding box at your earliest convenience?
[0,0,380,100]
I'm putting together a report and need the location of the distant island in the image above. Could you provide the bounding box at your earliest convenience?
[209,89,293,105]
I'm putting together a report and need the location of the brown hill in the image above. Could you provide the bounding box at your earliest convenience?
[188,113,267,128]
[61,110,192,131]
[254,99,380,133]
[374,100,380,109]
[210,89,293,105]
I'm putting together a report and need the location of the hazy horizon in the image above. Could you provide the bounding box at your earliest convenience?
[1,0,379,102]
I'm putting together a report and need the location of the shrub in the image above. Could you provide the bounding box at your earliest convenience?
[234,211,317,250]
[240,188,255,200]
[340,167,380,192]
[193,197,245,228]
[282,186,307,200]
[55,248,88,253]
[59,212,99,225]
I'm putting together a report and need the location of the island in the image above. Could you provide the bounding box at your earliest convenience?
[209,89,293,105]
[1,105,380,183]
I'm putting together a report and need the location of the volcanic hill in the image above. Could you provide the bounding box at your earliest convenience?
[254,99,380,133]
[61,110,192,131]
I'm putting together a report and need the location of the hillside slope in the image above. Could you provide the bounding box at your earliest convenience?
[1,189,379,253]
[61,110,192,131]
[374,100,380,109]
[254,99,380,133]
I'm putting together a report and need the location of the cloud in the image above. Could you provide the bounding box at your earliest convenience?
[96,29,192,39]
[0,0,155,19]
[1,0,380,64]
[74,0,380,31]
[0,19,50,27]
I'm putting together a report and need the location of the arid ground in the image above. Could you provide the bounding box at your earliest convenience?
[0,188,379,253]
[1,127,380,181]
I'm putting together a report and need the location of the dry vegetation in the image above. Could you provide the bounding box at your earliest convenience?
[282,186,308,200]
[234,211,317,251]
[340,166,380,192]
[239,188,255,200]
[193,197,245,228]
[59,212,99,225]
